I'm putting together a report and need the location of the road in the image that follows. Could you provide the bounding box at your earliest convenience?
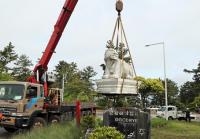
[0,128,12,139]
[0,127,18,139]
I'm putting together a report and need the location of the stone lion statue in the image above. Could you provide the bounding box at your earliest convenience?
[102,40,134,79]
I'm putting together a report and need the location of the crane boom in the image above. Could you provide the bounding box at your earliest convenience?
[28,0,78,96]
[34,0,78,72]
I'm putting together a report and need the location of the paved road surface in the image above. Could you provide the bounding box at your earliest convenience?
[0,128,13,139]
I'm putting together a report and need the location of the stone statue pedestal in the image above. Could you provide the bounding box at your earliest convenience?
[96,78,138,95]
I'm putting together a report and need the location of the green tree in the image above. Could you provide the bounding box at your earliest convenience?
[189,95,200,111]
[0,42,18,72]
[54,61,79,86]
[12,54,33,81]
[151,79,179,106]
[54,61,97,102]
[184,62,200,83]
[80,66,97,81]
[180,62,200,107]
[166,79,179,104]
[179,81,199,105]
[136,76,164,108]
[65,77,97,102]
[80,66,97,91]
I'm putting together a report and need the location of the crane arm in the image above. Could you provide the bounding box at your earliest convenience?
[27,0,78,97]
[34,0,78,73]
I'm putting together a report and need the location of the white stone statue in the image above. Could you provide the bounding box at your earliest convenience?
[102,40,134,79]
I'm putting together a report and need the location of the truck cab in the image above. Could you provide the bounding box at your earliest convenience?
[156,105,177,120]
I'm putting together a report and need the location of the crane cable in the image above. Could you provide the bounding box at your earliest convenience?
[111,0,138,94]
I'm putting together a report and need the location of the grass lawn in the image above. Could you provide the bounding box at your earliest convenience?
[151,120,200,139]
[12,122,80,139]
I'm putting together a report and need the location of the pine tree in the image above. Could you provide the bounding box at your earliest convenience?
[12,54,33,81]
[0,42,18,72]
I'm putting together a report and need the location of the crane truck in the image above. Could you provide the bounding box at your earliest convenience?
[0,0,96,132]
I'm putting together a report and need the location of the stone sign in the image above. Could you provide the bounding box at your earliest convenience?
[103,108,150,139]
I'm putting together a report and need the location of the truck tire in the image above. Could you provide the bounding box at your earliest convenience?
[168,116,173,120]
[4,127,18,133]
[49,115,60,124]
[31,117,47,128]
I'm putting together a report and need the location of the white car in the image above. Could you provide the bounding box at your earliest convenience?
[156,105,177,120]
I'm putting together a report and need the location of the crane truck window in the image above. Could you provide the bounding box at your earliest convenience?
[0,84,24,100]
[26,86,37,99]
[168,107,175,111]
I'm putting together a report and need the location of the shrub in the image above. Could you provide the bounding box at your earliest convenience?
[96,96,109,108]
[80,115,95,133]
[88,126,125,139]
[95,117,103,127]
[151,118,168,128]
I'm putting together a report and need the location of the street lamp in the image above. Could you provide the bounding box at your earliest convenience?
[145,42,168,120]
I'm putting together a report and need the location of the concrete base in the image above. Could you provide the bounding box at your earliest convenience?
[96,78,138,95]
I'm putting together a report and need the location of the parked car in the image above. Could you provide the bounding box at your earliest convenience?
[157,105,177,120]
[156,105,198,121]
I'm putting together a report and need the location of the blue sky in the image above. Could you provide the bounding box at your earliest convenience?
[0,0,200,86]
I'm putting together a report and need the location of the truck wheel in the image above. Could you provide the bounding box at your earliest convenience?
[49,115,60,124]
[31,117,47,128]
[168,116,173,120]
[4,127,18,133]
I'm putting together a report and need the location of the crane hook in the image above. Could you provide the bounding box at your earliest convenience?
[116,0,123,14]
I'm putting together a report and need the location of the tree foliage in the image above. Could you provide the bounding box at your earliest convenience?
[188,95,200,111]
[136,76,164,108]
[180,62,200,108]
[151,79,179,106]
[54,60,97,102]
[80,66,97,81]
[184,62,200,83]
[180,81,200,105]
[12,54,33,81]
[0,43,33,81]
[0,42,18,72]
[55,61,79,84]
